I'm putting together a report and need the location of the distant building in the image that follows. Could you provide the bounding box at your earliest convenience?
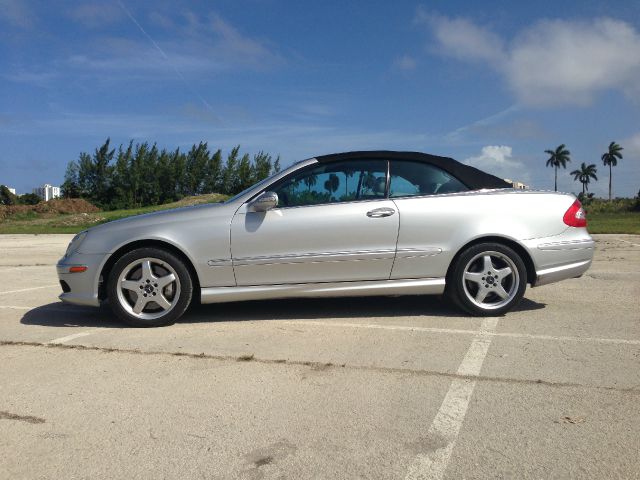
[7,187,16,195]
[504,179,529,190]
[33,184,61,201]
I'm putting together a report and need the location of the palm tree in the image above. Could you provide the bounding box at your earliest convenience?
[343,168,355,199]
[545,144,571,191]
[601,141,623,201]
[570,162,598,194]
[324,173,340,199]
[303,174,317,192]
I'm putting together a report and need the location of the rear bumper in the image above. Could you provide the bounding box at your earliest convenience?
[524,230,595,287]
[534,259,592,287]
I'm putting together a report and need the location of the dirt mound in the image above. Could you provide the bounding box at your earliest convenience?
[56,213,106,227]
[172,193,227,207]
[0,198,100,221]
[0,204,31,220]
[32,198,100,214]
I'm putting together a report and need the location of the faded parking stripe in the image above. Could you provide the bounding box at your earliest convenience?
[0,285,59,295]
[405,317,499,480]
[47,329,108,344]
[277,320,640,346]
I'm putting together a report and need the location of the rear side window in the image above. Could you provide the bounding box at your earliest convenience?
[389,161,468,197]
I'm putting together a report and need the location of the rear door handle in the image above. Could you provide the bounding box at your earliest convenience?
[366,207,395,218]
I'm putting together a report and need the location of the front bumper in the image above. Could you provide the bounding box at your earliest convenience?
[56,252,110,307]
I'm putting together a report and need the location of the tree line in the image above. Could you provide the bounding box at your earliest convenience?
[1,139,633,209]
[0,186,41,206]
[60,139,280,210]
[545,141,624,199]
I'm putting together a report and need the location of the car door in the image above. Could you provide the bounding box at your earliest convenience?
[387,160,470,279]
[230,159,399,285]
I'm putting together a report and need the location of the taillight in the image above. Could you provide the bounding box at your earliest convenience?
[563,199,587,227]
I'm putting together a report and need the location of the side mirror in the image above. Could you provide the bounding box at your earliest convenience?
[248,191,278,212]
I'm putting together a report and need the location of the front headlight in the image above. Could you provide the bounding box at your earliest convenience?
[65,231,88,257]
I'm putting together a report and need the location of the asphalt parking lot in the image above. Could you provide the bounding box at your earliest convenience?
[1,234,639,479]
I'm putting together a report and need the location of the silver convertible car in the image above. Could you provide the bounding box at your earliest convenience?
[57,151,594,327]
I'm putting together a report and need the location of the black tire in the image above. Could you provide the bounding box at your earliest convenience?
[447,242,527,316]
[107,247,193,327]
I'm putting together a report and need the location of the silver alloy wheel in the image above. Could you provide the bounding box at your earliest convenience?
[461,251,520,310]
[116,257,181,320]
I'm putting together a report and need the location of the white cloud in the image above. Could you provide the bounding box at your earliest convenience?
[64,10,282,76]
[622,132,640,157]
[68,3,123,27]
[0,0,32,28]
[394,54,417,71]
[179,11,283,69]
[417,10,504,66]
[418,12,640,106]
[464,145,529,182]
[508,19,640,105]
[2,70,59,87]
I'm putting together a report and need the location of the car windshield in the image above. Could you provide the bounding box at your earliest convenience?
[223,173,279,204]
[224,158,314,204]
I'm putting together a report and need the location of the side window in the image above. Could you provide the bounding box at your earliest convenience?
[389,161,468,197]
[272,160,387,207]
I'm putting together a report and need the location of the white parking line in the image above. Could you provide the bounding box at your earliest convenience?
[278,320,640,346]
[491,330,640,346]
[405,317,499,480]
[0,285,58,295]
[0,265,53,270]
[0,305,86,314]
[47,329,107,344]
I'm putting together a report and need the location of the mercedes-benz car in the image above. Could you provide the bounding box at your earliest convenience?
[57,151,594,327]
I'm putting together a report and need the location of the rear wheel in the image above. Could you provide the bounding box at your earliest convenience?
[107,247,193,327]
[447,243,527,316]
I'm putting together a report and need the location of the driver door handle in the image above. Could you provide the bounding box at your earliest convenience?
[366,207,396,218]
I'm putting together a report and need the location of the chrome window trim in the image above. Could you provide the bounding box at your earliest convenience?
[263,197,390,212]
[240,157,480,210]
[388,191,473,200]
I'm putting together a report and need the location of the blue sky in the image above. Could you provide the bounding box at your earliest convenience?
[1,0,639,197]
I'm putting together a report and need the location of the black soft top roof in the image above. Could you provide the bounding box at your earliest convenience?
[314,150,511,190]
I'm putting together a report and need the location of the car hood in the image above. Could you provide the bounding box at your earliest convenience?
[76,201,239,255]
[90,202,229,232]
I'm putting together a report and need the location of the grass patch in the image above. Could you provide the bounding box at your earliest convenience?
[0,193,228,234]
[587,212,640,234]
[7,211,40,222]
[581,197,637,214]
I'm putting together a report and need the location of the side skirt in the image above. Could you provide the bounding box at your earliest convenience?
[200,277,446,304]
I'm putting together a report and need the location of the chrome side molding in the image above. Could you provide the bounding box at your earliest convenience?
[537,239,595,251]
[200,277,446,304]
[233,249,396,267]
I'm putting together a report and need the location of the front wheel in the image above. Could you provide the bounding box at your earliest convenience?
[447,243,527,316]
[107,247,193,327]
